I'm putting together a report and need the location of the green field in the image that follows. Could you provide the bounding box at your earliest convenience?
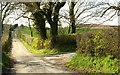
[21,26,99,37]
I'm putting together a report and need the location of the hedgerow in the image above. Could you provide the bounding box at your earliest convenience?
[76,29,119,58]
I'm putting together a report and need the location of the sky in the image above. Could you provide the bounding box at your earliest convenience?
[3,0,120,27]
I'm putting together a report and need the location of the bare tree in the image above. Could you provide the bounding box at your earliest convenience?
[101,5,120,17]
[60,0,113,31]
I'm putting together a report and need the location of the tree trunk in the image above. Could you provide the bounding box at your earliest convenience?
[70,2,76,33]
[50,22,58,48]
[33,11,47,40]
[44,2,65,48]
[50,2,65,48]
[28,19,33,37]
[68,25,71,34]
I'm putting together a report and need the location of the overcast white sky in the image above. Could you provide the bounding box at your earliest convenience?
[3,0,120,27]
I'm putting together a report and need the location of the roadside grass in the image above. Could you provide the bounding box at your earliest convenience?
[20,39,59,54]
[20,38,76,55]
[66,52,118,73]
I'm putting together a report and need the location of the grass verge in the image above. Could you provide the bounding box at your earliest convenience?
[66,53,118,73]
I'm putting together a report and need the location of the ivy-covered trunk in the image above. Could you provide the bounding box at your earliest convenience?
[28,19,33,37]
[50,21,58,48]
[51,2,65,48]
[44,2,65,48]
[70,2,76,33]
[33,11,47,40]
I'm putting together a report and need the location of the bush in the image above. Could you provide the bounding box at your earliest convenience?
[20,33,76,50]
[76,29,119,57]
[30,34,76,50]
[31,38,51,49]
[2,40,11,53]
[56,34,76,47]
[20,39,58,54]
[50,34,77,52]
[2,52,10,67]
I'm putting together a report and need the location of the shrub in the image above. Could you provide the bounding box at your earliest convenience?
[2,52,10,67]
[30,34,76,50]
[76,29,119,58]
[51,34,77,52]
[31,38,51,49]
[31,38,39,49]
[20,39,58,54]
[44,39,51,49]
[56,34,76,47]
[2,40,11,53]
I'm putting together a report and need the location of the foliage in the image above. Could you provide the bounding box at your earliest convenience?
[1,24,12,67]
[2,26,11,53]
[55,34,76,48]
[2,39,11,53]
[19,32,76,53]
[1,52,10,67]
[31,38,50,49]
[19,28,77,50]
[66,52,118,73]
[76,29,119,58]
[2,24,12,55]
[20,39,58,54]
[33,10,47,39]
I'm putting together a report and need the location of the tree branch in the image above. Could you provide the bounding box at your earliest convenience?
[101,6,120,17]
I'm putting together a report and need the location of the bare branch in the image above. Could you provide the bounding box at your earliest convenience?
[100,10,117,24]
[101,6,120,17]
[75,3,110,19]
[15,12,34,21]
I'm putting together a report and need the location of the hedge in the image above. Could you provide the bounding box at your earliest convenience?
[76,29,119,58]
[19,33,76,51]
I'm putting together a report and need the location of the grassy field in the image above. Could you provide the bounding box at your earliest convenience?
[22,26,38,37]
[21,26,99,37]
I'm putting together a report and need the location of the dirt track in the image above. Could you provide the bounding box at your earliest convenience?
[11,39,77,73]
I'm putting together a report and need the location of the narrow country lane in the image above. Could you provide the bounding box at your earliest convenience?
[11,39,77,73]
